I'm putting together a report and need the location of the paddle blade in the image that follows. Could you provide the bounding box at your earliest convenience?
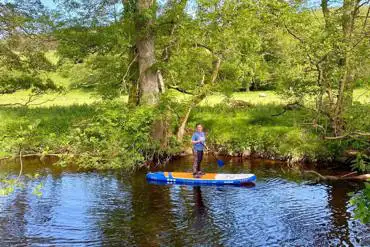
[217,159,225,167]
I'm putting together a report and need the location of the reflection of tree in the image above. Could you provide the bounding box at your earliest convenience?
[0,192,28,245]
[0,157,63,245]
[98,172,185,246]
[129,174,178,246]
[327,182,359,245]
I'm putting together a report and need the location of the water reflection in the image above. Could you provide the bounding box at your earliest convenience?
[0,156,369,246]
[326,181,362,246]
[192,186,208,231]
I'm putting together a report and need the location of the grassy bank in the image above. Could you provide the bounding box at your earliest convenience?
[0,89,369,167]
[0,104,96,157]
[189,104,323,162]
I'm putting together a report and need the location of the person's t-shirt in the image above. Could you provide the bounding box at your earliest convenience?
[192,131,205,151]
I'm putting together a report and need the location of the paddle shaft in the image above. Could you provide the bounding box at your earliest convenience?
[200,143,222,162]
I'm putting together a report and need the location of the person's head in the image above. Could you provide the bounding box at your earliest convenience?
[195,123,203,132]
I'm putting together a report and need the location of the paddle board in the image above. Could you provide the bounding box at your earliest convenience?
[146,172,256,185]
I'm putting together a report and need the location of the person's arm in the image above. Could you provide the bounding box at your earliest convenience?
[191,134,201,144]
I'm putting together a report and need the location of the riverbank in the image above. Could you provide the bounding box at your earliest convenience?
[0,90,369,168]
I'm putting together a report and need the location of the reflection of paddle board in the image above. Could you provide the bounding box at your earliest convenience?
[146,172,256,185]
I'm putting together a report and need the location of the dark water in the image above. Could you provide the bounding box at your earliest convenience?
[0,156,369,247]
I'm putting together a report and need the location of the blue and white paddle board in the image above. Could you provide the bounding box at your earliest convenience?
[146,172,256,185]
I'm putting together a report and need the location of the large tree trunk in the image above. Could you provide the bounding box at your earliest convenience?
[136,0,160,105]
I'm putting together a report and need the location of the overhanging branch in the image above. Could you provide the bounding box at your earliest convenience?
[167,84,194,95]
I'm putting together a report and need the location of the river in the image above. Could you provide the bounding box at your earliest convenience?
[0,155,369,246]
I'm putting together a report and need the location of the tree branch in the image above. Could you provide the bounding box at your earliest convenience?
[194,43,215,54]
[121,54,138,92]
[0,92,61,107]
[284,24,305,43]
[167,84,194,95]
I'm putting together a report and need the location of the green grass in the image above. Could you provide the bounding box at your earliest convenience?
[45,50,59,65]
[0,86,368,161]
[170,88,368,106]
[0,90,98,107]
[0,104,96,157]
[201,91,284,106]
[188,104,326,161]
[165,90,284,106]
[353,87,370,104]
[1,88,366,108]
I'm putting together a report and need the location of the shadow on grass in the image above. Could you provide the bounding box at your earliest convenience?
[193,103,313,129]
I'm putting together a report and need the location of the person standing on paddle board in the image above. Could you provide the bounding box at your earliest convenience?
[191,123,206,177]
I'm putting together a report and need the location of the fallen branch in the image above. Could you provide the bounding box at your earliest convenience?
[0,153,62,162]
[271,101,301,116]
[303,170,370,181]
[324,131,370,140]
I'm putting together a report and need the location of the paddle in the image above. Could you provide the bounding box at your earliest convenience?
[201,143,225,167]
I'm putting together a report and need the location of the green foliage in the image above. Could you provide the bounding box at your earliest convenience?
[0,177,18,196]
[0,2,62,97]
[0,0,369,221]
[0,173,43,197]
[59,53,125,98]
[0,73,63,95]
[32,182,43,197]
[0,105,96,156]
[351,153,370,173]
[350,183,370,224]
[60,101,179,170]
[349,148,370,224]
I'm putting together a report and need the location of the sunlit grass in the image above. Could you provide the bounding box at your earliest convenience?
[354,87,370,104]
[201,91,284,106]
[1,88,367,108]
[0,90,98,107]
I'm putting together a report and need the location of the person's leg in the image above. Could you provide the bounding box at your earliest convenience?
[197,150,204,174]
[193,149,198,175]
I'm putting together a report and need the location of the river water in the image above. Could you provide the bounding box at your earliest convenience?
[0,155,369,246]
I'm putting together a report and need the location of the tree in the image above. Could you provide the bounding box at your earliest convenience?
[275,0,370,136]
[167,0,275,140]
[0,1,62,106]
[135,0,160,105]
[55,0,177,106]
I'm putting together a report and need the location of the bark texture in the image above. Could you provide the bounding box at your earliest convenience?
[125,0,160,106]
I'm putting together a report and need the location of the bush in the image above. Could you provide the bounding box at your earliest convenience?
[62,100,180,170]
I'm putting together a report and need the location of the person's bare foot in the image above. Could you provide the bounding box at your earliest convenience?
[193,173,201,178]
[197,171,205,176]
